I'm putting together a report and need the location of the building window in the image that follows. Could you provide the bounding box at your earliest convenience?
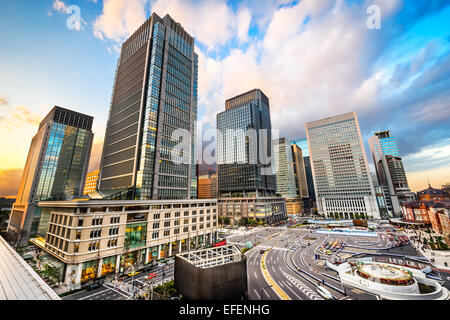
[125,223,147,248]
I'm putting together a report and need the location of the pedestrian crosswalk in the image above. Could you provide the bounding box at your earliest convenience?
[282,272,323,300]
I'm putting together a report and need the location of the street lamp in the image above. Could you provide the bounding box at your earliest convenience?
[261,285,272,300]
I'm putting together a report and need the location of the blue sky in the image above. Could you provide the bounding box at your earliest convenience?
[0,0,449,195]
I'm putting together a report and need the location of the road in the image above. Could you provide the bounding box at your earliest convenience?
[63,263,175,300]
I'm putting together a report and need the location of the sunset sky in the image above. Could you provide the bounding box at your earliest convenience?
[0,0,449,197]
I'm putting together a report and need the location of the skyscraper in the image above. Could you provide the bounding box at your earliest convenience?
[217,89,276,197]
[273,138,297,198]
[306,112,380,219]
[216,89,286,224]
[290,144,309,199]
[8,106,93,245]
[369,131,415,216]
[98,13,198,200]
[303,156,317,212]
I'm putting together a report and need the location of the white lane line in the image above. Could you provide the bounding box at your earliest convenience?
[79,287,113,300]
[254,271,258,280]
[253,289,261,299]
[281,281,303,300]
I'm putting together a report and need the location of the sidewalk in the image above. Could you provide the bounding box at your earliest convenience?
[403,229,450,271]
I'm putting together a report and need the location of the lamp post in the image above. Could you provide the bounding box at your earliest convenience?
[261,285,272,300]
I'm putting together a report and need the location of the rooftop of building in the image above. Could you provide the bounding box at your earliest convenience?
[401,199,450,208]
[38,198,217,208]
[225,88,269,110]
[0,236,60,300]
[417,184,450,197]
[176,244,243,269]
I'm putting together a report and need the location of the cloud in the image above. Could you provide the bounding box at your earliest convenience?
[0,95,10,106]
[93,0,148,42]
[403,139,450,172]
[0,106,41,130]
[150,0,247,50]
[0,169,22,197]
[53,0,69,13]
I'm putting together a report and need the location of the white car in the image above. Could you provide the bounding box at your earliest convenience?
[317,286,334,300]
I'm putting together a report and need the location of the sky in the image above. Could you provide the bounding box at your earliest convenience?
[0,0,449,197]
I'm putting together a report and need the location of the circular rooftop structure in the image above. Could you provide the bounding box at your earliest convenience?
[355,262,413,285]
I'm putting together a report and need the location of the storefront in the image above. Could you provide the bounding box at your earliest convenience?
[101,256,116,276]
[160,243,169,259]
[81,260,97,283]
[148,246,158,263]
[121,250,139,269]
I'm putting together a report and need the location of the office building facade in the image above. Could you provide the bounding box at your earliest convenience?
[369,131,415,216]
[83,169,100,195]
[198,173,218,199]
[33,199,218,287]
[303,156,317,213]
[306,112,380,219]
[217,197,286,224]
[8,106,93,246]
[273,138,297,198]
[290,144,309,199]
[216,89,276,197]
[98,13,198,200]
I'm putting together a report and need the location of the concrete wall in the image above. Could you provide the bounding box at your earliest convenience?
[174,255,247,300]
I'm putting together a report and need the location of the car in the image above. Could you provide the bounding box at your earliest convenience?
[147,272,157,280]
[260,249,265,254]
[128,271,141,277]
[87,281,102,291]
[326,250,332,255]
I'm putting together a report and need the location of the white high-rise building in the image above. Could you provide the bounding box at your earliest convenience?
[306,112,380,219]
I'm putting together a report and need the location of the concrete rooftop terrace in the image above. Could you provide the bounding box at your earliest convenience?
[0,236,60,300]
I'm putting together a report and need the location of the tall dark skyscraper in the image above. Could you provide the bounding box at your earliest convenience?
[8,106,93,245]
[369,130,415,216]
[98,13,198,200]
[216,89,276,197]
[303,156,316,211]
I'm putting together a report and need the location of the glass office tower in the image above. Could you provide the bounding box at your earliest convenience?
[306,112,380,219]
[273,138,297,198]
[369,131,415,216]
[98,13,198,200]
[8,106,93,245]
[216,89,276,197]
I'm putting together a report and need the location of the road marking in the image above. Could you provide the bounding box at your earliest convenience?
[104,283,132,299]
[254,271,258,280]
[280,280,303,300]
[260,249,291,300]
[253,289,261,299]
[282,272,323,300]
[79,287,112,300]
